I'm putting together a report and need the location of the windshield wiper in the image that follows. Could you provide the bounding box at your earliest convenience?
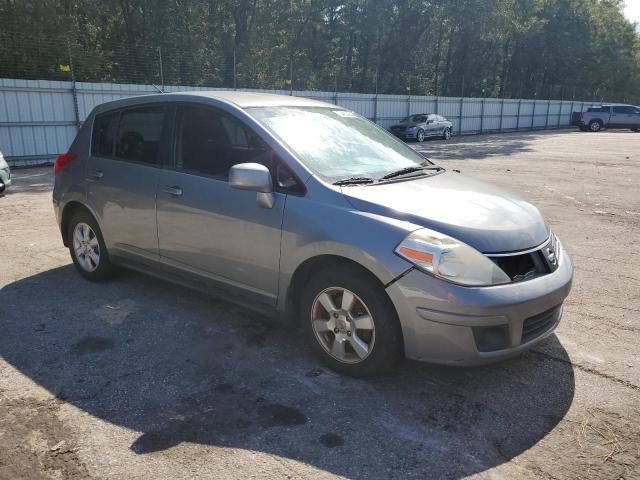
[332,176,376,186]
[380,165,443,181]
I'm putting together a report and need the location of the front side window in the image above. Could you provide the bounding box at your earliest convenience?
[91,111,118,157]
[613,106,635,114]
[114,106,165,165]
[174,105,271,178]
[248,107,426,183]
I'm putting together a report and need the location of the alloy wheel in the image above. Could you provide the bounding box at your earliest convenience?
[417,130,425,143]
[73,222,100,272]
[311,287,376,364]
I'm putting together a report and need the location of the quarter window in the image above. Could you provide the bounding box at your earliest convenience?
[91,112,118,157]
[114,106,165,165]
[174,105,271,178]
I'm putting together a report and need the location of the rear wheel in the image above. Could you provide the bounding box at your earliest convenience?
[68,210,113,281]
[416,129,425,143]
[442,127,451,140]
[301,265,402,377]
[589,120,603,132]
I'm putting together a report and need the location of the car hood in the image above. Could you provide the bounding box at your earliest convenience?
[341,171,548,253]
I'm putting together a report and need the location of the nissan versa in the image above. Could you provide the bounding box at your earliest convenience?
[53,92,573,376]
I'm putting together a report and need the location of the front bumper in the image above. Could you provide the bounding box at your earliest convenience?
[391,130,417,140]
[386,247,573,366]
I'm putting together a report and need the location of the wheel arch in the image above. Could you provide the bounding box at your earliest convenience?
[60,201,99,247]
[284,254,406,356]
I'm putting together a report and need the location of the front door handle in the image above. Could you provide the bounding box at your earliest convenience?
[163,185,183,196]
[86,169,103,180]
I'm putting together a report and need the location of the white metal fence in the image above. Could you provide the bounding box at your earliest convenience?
[0,78,597,167]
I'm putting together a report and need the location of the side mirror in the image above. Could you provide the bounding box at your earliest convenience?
[229,163,275,209]
[427,119,433,124]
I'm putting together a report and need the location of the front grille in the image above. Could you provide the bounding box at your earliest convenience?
[521,305,561,344]
[488,235,560,283]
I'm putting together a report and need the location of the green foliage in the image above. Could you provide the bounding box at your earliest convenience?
[0,0,638,101]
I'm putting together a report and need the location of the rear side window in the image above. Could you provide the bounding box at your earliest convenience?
[115,106,165,165]
[91,112,118,156]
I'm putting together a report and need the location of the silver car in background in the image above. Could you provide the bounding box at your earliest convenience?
[0,150,12,193]
[389,113,453,142]
[53,92,572,376]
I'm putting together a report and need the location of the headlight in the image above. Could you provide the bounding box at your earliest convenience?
[395,228,511,286]
[407,126,417,131]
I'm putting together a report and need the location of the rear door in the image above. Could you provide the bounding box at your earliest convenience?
[156,103,286,306]
[86,105,168,260]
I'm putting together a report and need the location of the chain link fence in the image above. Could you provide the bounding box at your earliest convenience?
[0,37,601,167]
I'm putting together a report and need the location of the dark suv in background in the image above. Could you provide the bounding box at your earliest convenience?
[389,114,453,142]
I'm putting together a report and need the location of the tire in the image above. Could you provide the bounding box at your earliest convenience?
[442,127,451,140]
[300,265,402,377]
[579,126,588,132]
[416,129,425,143]
[0,180,5,194]
[67,210,113,281]
[589,120,603,132]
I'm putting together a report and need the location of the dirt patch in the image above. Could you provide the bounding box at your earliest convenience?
[0,397,90,479]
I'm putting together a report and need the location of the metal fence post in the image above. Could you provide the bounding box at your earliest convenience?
[373,94,378,123]
[499,97,505,132]
[530,101,535,130]
[544,99,551,129]
[406,95,411,117]
[232,46,237,90]
[67,42,81,130]
[516,99,522,130]
[479,98,485,134]
[458,97,464,135]
[435,96,439,114]
[157,46,164,92]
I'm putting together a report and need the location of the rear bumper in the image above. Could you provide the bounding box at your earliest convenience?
[386,246,573,366]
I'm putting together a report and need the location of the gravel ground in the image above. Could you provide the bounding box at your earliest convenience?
[0,129,638,479]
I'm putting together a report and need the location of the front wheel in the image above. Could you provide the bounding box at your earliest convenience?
[301,265,402,377]
[442,127,451,140]
[589,120,603,132]
[416,129,425,143]
[68,210,113,281]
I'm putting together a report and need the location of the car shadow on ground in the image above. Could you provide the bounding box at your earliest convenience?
[0,265,575,479]
[413,130,555,161]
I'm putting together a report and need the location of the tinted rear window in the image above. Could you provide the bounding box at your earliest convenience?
[114,106,165,165]
[91,112,119,156]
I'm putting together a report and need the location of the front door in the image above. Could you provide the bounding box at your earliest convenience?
[86,105,168,259]
[156,103,285,306]
[611,106,637,127]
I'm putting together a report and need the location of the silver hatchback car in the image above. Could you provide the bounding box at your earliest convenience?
[53,92,572,376]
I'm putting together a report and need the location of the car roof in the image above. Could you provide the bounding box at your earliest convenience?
[93,90,335,114]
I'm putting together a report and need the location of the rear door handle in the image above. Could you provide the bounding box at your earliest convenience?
[163,185,183,196]
[86,169,103,180]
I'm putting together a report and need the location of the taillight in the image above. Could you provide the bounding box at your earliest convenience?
[54,152,77,175]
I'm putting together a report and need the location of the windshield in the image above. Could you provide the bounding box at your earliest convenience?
[401,114,428,123]
[247,106,427,182]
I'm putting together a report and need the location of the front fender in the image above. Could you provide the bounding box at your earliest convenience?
[276,194,416,311]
